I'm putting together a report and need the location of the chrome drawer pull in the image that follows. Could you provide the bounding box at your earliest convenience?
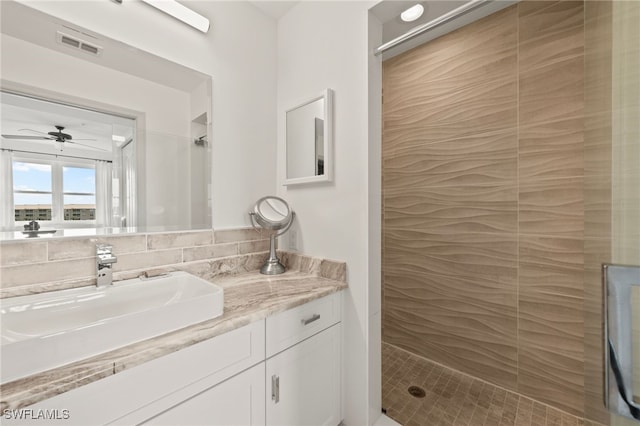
[301,313,321,326]
[272,375,280,403]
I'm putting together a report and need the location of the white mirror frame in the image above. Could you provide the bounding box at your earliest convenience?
[283,88,333,186]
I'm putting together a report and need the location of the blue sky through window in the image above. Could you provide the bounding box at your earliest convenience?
[12,162,96,205]
[13,162,51,205]
[63,166,96,205]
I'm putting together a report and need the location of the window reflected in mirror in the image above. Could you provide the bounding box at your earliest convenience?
[1,91,135,232]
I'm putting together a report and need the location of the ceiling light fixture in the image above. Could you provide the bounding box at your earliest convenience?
[141,0,210,33]
[401,4,424,22]
[112,135,126,143]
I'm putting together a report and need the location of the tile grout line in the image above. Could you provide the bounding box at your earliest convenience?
[516,0,521,399]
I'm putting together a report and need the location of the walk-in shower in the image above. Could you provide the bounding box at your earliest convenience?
[374,0,640,424]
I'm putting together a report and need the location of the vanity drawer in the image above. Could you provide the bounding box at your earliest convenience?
[266,291,342,358]
[19,320,265,426]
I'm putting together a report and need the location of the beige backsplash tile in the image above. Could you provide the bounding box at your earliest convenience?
[0,229,345,298]
[1,258,95,288]
[113,249,182,272]
[319,259,347,282]
[183,243,238,262]
[47,235,147,261]
[238,239,269,254]
[147,231,213,251]
[214,228,265,244]
[102,235,147,255]
[0,242,47,266]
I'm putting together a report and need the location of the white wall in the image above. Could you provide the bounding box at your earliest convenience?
[277,2,380,424]
[15,0,278,229]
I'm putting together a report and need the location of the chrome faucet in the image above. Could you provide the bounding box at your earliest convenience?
[96,244,118,287]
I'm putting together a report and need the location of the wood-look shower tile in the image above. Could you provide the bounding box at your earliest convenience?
[518,288,585,417]
[520,22,583,73]
[519,56,584,127]
[519,1,583,45]
[383,6,516,94]
[382,271,517,339]
[383,185,517,234]
[519,236,584,299]
[383,129,517,187]
[517,342,584,417]
[383,278,517,390]
[584,113,612,178]
[584,172,611,240]
[519,176,584,238]
[518,118,584,181]
[519,291,584,360]
[383,229,517,283]
[383,76,517,139]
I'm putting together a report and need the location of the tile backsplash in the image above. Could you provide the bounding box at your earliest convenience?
[0,228,269,298]
[0,228,347,299]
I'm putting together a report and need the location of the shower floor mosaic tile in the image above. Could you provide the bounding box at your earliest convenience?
[381,343,603,426]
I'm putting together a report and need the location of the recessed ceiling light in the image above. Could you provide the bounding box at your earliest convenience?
[112,135,126,143]
[401,4,424,22]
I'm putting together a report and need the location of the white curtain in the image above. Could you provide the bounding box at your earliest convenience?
[0,150,14,231]
[95,160,113,228]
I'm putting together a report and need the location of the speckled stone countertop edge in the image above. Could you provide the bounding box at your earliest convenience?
[0,270,347,411]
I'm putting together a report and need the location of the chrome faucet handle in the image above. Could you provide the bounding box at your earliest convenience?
[96,244,117,264]
[96,244,117,288]
[97,244,113,255]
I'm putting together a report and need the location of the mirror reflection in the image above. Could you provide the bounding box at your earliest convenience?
[286,97,325,180]
[0,1,212,240]
[1,91,136,234]
[284,89,332,185]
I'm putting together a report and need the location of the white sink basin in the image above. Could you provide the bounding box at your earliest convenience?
[0,271,223,384]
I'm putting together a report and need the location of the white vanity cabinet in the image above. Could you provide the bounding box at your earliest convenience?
[266,324,341,426]
[9,292,342,426]
[264,292,342,426]
[142,363,266,426]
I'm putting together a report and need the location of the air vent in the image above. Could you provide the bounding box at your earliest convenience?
[80,43,99,55]
[60,35,80,48]
[56,31,102,57]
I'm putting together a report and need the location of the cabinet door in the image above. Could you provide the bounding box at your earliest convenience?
[266,324,341,426]
[142,363,265,426]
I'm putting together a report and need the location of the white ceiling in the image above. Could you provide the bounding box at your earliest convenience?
[1,92,135,160]
[0,1,209,93]
[371,1,467,43]
[0,1,198,161]
[248,1,299,20]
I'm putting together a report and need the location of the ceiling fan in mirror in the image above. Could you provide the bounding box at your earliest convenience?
[1,125,108,151]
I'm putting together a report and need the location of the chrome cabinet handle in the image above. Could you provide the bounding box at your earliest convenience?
[300,313,320,326]
[271,375,279,404]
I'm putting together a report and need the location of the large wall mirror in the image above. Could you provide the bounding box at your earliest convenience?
[0,1,213,240]
[284,89,333,186]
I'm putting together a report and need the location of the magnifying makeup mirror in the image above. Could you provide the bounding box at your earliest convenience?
[249,196,295,275]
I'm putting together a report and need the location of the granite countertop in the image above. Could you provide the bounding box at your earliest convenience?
[0,264,347,411]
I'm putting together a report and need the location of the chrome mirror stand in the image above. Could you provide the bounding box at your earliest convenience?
[248,196,295,275]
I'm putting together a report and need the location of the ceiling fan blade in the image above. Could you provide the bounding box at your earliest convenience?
[2,134,53,140]
[18,128,49,136]
[71,138,98,142]
[65,140,109,152]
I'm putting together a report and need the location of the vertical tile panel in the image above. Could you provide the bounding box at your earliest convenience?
[382,5,519,393]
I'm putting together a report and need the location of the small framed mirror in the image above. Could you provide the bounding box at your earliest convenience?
[284,89,333,186]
